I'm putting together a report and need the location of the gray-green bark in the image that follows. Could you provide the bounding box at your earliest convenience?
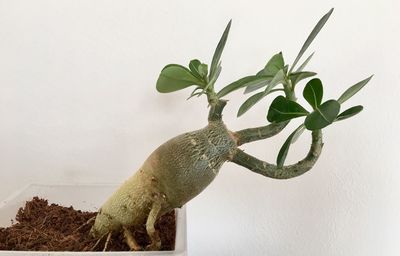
[90,100,238,246]
[90,99,324,250]
[208,99,227,122]
[230,130,323,179]
[234,121,289,146]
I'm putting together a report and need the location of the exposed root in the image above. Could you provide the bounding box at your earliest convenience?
[146,202,162,251]
[90,233,106,251]
[123,226,141,251]
[75,216,95,232]
[146,239,161,251]
[103,232,112,252]
[0,196,177,251]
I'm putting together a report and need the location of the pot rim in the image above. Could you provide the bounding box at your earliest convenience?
[0,183,187,256]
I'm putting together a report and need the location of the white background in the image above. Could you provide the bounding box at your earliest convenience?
[0,0,399,255]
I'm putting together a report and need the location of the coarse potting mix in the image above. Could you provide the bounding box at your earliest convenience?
[0,197,176,251]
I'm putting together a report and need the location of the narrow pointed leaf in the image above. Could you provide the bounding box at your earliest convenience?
[256,68,266,76]
[209,20,232,80]
[237,92,266,117]
[335,105,363,121]
[267,96,309,122]
[304,99,340,130]
[277,124,306,168]
[295,52,315,72]
[244,75,273,94]
[245,69,284,95]
[206,64,222,91]
[259,52,285,76]
[283,64,289,74]
[291,124,306,144]
[290,71,317,86]
[264,69,286,94]
[186,86,203,100]
[218,75,272,98]
[156,64,204,93]
[337,75,373,104]
[303,78,323,109]
[290,8,334,73]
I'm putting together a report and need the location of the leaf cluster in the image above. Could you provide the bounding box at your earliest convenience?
[211,8,372,168]
[154,9,373,169]
[219,8,335,114]
[156,20,232,100]
[271,76,371,167]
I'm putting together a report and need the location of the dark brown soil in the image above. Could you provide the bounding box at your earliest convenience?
[0,197,176,251]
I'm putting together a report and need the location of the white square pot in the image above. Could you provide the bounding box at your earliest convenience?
[0,184,187,256]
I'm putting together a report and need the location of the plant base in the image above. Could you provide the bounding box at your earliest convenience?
[0,197,176,251]
[0,184,187,255]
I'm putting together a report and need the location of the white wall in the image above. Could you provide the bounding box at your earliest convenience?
[0,0,399,255]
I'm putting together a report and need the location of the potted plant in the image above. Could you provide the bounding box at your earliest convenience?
[0,8,371,253]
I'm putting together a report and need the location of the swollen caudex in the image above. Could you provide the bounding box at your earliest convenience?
[88,10,366,250]
[90,120,237,248]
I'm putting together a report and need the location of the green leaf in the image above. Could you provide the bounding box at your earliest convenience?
[244,66,285,95]
[295,52,315,72]
[267,96,309,123]
[259,52,285,76]
[264,69,286,94]
[237,92,266,117]
[291,124,306,144]
[290,8,334,73]
[244,75,273,94]
[209,20,232,80]
[206,65,222,90]
[218,75,271,98]
[290,71,317,86]
[304,99,340,130]
[198,64,208,78]
[189,59,201,75]
[156,64,204,93]
[186,86,203,100]
[189,59,204,81]
[189,59,208,80]
[277,124,306,168]
[335,105,363,121]
[303,78,323,109]
[256,68,266,76]
[283,64,289,75]
[337,75,373,104]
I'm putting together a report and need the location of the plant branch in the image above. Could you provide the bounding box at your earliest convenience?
[208,99,227,122]
[234,121,289,146]
[231,130,323,179]
[232,87,297,146]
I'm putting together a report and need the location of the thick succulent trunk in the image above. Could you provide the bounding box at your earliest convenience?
[90,99,323,250]
[90,116,237,239]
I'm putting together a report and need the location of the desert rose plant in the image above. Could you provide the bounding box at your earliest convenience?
[89,8,372,250]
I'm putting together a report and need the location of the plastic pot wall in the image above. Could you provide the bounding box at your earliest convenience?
[0,184,187,256]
